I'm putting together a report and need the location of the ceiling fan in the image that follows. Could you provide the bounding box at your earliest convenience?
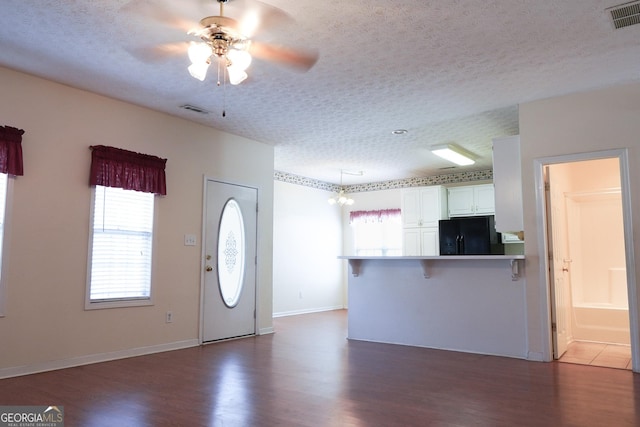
[124,0,319,86]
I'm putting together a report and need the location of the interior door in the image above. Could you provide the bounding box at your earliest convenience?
[545,167,571,358]
[202,179,257,342]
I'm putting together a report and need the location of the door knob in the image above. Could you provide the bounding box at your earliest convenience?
[206,265,213,272]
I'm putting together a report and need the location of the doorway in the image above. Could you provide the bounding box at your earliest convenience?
[535,150,638,371]
[201,179,258,343]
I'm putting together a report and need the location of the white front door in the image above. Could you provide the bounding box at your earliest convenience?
[202,179,257,342]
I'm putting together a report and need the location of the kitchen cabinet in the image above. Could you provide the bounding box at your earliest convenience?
[492,135,523,232]
[401,186,447,255]
[447,184,495,217]
[403,228,439,256]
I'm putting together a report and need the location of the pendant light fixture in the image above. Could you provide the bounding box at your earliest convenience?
[328,170,355,206]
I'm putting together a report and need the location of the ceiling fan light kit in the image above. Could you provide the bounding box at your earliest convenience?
[180,0,318,90]
[430,143,477,166]
[187,3,253,86]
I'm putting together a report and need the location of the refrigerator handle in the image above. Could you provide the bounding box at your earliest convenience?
[459,235,464,254]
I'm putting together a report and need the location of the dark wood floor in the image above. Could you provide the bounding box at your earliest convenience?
[1,309,639,426]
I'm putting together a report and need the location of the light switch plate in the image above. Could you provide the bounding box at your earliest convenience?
[184,234,197,246]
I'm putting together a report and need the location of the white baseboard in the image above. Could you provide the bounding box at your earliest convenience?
[347,336,529,360]
[0,339,199,379]
[527,351,545,362]
[258,326,275,335]
[273,305,345,318]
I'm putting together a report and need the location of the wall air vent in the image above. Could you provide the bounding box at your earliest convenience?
[180,104,210,114]
[607,1,640,29]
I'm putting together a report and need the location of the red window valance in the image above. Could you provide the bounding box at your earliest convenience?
[0,126,24,176]
[349,209,401,225]
[89,145,167,195]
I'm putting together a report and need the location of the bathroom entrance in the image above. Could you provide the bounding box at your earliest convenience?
[544,155,632,369]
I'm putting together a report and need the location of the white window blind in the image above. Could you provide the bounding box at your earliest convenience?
[0,173,8,265]
[0,173,8,312]
[88,185,154,302]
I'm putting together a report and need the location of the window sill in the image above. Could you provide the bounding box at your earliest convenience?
[85,298,153,310]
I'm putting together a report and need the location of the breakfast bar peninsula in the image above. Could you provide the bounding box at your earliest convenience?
[339,255,527,359]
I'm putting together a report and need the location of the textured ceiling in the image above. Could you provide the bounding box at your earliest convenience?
[1,0,639,185]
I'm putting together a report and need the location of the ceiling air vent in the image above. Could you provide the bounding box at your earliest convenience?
[607,1,640,29]
[180,104,210,114]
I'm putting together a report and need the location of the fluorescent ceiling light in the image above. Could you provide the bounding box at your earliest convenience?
[430,143,476,166]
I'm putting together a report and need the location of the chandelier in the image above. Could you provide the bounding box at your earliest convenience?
[186,2,253,85]
[328,170,355,206]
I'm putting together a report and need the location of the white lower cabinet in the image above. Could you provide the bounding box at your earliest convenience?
[403,227,439,256]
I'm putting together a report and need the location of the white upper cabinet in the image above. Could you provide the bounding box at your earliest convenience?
[401,189,422,228]
[401,186,448,228]
[401,186,447,256]
[492,135,523,232]
[447,184,495,217]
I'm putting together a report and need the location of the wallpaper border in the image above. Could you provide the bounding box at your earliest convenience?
[274,169,493,193]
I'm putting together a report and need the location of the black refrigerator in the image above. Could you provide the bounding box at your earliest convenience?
[439,216,504,255]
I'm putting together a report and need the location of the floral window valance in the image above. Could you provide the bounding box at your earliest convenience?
[349,209,401,225]
[89,145,167,195]
[0,126,25,176]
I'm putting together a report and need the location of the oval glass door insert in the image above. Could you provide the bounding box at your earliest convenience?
[217,198,246,308]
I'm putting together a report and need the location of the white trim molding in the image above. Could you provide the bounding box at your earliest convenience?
[0,339,199,380]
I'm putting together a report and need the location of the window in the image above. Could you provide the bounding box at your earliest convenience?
[0,125,24,316]
[217,199,246,308]
[86,185,155,308]
[0,174,8,316]
[86,145,166,309]
[351,209,402,256]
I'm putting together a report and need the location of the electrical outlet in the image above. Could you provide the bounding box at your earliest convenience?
[166,311,173,323]
[184,234,197,246]
[299,291,303,299]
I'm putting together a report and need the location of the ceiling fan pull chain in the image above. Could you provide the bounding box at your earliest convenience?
[222,60,227,118]
[216,57,222,87]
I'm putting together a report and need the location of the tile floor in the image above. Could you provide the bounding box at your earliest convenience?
[558,341,632,370]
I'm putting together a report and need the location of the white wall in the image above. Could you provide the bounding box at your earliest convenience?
[0,66,275,377]
[272,181,343,316]
[272,186,404,315]
[520,81,640,363]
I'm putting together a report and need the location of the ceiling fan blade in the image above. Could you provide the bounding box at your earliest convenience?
[126,42,190,63]
[121,0,200,33]
[250,42,319,71]
[226,0,295,37]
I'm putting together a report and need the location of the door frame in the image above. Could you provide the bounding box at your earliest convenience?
[534,148,638,371]
[198,176,259,344]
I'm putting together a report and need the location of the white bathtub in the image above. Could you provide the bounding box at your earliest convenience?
[571,304,630,345]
